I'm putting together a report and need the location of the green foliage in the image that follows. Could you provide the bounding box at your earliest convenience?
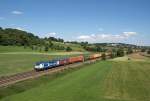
[111,49,117,58]
[101,53,106,60]
[84,45,105,52]
[52,45,65,50]
[0,26,145,52]
[45,37,64,43]
[109,52,115,59]
[66,46,72,51]
[127,48,133,54]
[147,49,150,54]
[141,48,146,52]
[117,48,124,57]
[0,27,66,51]
[0,28,42,46]
[44,45,49,52]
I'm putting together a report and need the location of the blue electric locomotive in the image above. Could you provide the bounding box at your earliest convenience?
[34,60,59,70]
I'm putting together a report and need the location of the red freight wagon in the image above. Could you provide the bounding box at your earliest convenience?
[68,56,84,64]
[59,58,69,66]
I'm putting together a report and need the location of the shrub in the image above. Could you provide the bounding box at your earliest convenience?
[66,46,72,52]
[147,50,150,54]
[117,49,124,57]
[101,53,106,60]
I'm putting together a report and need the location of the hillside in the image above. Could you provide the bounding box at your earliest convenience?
[1,27,148,53]
[0,27,86,52]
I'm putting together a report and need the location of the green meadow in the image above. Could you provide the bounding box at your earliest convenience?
[0,46,87,76]
[0,56,150,101]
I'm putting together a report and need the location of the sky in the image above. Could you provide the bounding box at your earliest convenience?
[0,0,150,46]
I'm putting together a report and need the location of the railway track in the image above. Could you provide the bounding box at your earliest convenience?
[0,59,98,87]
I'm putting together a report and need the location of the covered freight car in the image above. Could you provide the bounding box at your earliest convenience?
[68,55,84,64]
[59,58,69,66]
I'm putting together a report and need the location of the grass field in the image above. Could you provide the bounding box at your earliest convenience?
[0,46,35,53]
[0,54,150,101]
[0,45,88,76]
[0,43,85,53]
[0,52,87,77]
[0,54,51,76]
[53,42,85,51]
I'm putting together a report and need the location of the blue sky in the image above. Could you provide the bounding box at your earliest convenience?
[0,0,150,45]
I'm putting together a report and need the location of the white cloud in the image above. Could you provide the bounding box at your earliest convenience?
[16,27,23,30]
[0,17,4,20]
[43,32,57,38]
[11,10,23,15]
[123,32,137,37]
[77,35,91,40]
[48,32,56,36]
[77,32,137,43]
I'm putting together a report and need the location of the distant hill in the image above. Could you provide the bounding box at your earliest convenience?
[0,27,149,52]
[0,27,85,52]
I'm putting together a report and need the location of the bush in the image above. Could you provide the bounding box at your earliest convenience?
[101,53,106,60]
[147,50,150,54]
[110,52,116,58]
[66,46,72,52]
[141,48,146,52]
[127,48,133,54]
[117,49,124,57]
[44,45,49,52]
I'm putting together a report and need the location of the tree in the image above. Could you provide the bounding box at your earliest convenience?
[109,52,114,59]
[147,50,150,54]
[96,46,102,52]
[101,53,106,60]
[31,45,34,50]
[117,49,124,57]
[111,49,117,58]
[48,40,53,48]
[66,46,72,51]
[39,47,42,52]
[127,48,133,54]
[0,27,41,46]
[141,48,146,52]
[24,45,27,49]
[44,45,49,52]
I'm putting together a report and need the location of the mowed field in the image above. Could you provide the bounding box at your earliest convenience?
[0,53,150,101]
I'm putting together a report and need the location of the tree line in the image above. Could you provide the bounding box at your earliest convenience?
[1,27,147,53]
[0,27,72,52]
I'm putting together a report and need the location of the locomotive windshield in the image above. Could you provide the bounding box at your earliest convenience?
[35,62,42,65]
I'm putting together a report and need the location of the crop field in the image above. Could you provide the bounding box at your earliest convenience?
[0,54,150,101]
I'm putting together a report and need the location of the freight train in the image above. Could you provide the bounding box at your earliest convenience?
[34,53,111,70]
